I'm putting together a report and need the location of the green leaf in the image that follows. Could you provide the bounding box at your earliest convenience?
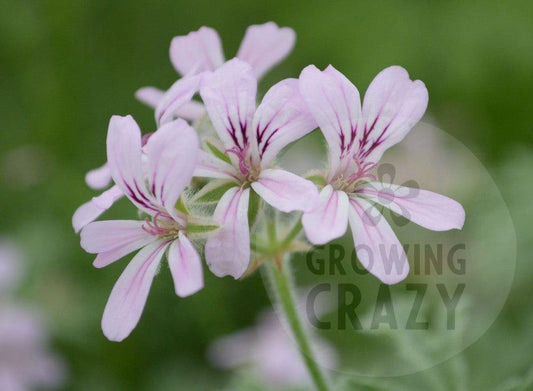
[192,180,237,204]
[204,139,232,164]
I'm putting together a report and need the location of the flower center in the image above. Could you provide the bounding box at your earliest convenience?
[142,212,184,238]
[225,145,261,183]
[332,155,377,193]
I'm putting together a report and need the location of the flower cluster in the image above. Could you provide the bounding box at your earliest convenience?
[73,22,465,341]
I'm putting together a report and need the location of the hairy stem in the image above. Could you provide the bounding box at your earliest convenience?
[265,258,332,391]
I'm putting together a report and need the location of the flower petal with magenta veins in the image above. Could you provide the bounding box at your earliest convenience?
[359,182,465,231]
[299,65,362,175]
[199,59,257,154]
[359,66,428,163]
[302,185,349,245]
[101,240,169,342]
[348,198,409,285]
[106,115,158,215]
[168,232,204,297]
[80,220,155,268]
[250,78,316,167]
[205,187,250,279]
[144,119,199,221]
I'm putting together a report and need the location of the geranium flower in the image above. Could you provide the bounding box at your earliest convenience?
[73,22,295,232]
[195,58,319,279]
[0,305,65,391]
[300,65,465,284]
[80,115,204,341]
[208,309,337,388]
[136,22,296,125]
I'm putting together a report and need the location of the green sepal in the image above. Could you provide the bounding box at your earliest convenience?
[187,216,220,239]
[203,138,231,165]
[247,189,262,230]
[305,172,327,187]
[192,180,237,204]
[175,195,189,214]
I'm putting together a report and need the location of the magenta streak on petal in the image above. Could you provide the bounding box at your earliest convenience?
[319,84,356,157]
[124,182,157,213]
[154,150,188,202]
[350,199,387,243]
[257,111,297,159]
[323,191,339,226]
[255,103,285,144]
[222,189,241,221]
[123,242,168,313]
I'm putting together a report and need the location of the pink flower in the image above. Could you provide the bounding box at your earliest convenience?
[74,22,295,232]
[195,59,319,279]
[147,22,296,125]
[300,65,465,284]
[80,115,204,341]
[0,239,21,294]
[0,305,65,391]
[208,310,338,388]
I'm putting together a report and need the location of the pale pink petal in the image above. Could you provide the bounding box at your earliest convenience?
[359,182,465,231]
[251,169,318,213]
[250,78,316,167]
[155,75,203,125]
[106,115,162,216]
[101,240,169,342]
[80,220,155,268]
[207,329,255,369]
[72,185,123,233]
[199,59,256,154]
[359,66,428,163]
[169,27,225,76]
[168,232,204,297]
[145,119,198,220]
[302,185,349,245]
[299,65,362,174]
[135,86,164,108]
[348,198,409,284]
[136,86,206,121]
[194,150,240,181]
[205,187,250,279]
[236,22,295,79]
[85,163,112,190]
[174,101,206,121]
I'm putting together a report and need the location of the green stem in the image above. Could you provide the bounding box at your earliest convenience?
[266,258,332,391]
[279,218,303,249]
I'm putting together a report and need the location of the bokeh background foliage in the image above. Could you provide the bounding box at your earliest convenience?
[1,0,532,390]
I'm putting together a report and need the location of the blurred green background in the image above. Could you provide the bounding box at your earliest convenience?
[1,0,532,390]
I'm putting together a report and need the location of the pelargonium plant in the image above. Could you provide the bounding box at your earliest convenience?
[73,22,465,391]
